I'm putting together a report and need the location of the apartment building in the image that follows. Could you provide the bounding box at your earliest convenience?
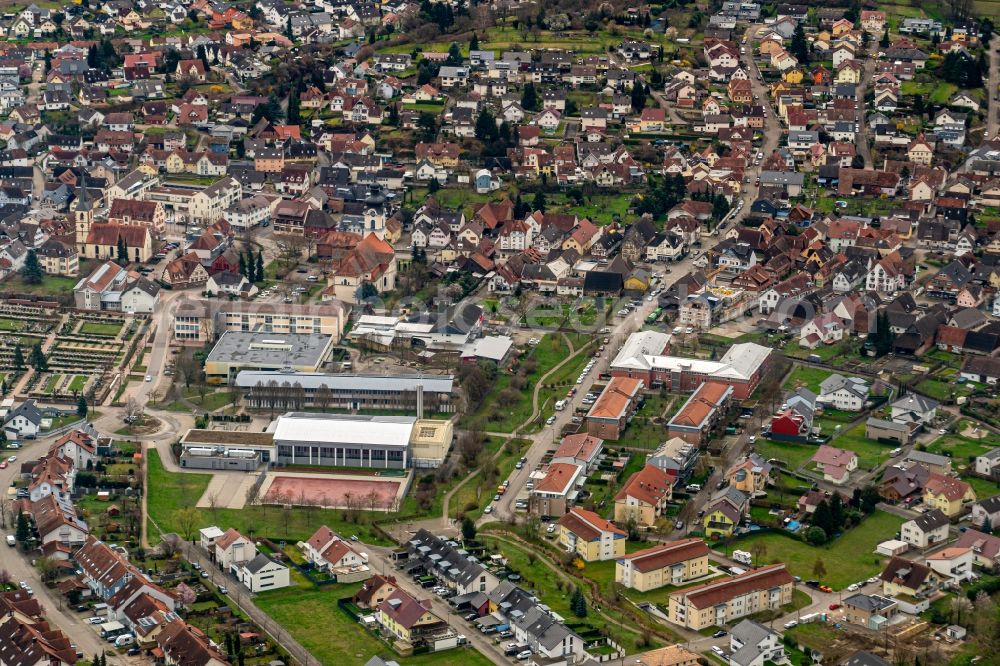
[615,538,711,592]
[666,564,794,630]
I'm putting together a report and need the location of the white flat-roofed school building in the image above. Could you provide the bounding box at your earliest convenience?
[268,413,452,468]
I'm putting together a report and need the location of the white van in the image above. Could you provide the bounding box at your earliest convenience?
[554,400,566,411]
[6,535,14,547]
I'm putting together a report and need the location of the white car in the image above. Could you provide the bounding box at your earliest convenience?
[545,416,556,426]
[7,456,15,463]
[145,375,152,382]
[86,617,104,625]
[483,505,493,514]
[847,583,859,592]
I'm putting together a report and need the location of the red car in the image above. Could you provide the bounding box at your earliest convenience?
[0,461,7,469]
[829,603,840,610]
[820,585,833,593]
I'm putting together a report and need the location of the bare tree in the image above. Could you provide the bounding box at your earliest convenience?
[125,397,143,431]
[161,534,180,558]
[207,492,220,521]
[173,507,200,542]
[314,384,333,412]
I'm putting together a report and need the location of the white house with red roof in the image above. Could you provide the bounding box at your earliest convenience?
[302,525,370,579]
[213,528,256,569]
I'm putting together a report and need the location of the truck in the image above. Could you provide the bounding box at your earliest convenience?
[732,550,753,566]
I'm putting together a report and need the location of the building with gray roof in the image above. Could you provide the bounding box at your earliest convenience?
[235,370,455,415]
[204,331,335,384]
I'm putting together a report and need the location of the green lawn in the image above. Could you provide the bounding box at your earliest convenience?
[782,366,831,393]
[4,273,77,296]
[145,451,394,546]
[0,318,23,331]
[68,375,87,393]
[255,583,492,666]
[825,423,895,469]
[729,510,905,589]
[164,391,236,412]
[755,439,818,471]
[80,321,123,337]
[402,101,445,113]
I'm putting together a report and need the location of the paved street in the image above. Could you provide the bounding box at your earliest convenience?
[0,438,123,664]
[988,38,999,139]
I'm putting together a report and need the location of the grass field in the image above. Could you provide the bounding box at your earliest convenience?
[0,318,23,331]
[826,423,894,469]
[164,391,236,412]
[255,583,492,666]
[782,366,832,393]
[755,438,819,471]
[145,451,394,546]
[730,510,905,589]
[80,321,123,337]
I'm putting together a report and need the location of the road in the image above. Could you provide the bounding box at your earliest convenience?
[988,37,999,140]
[0,438,123,663]
[732,23,782,227]
[855,57,875,168]
[483,254,703,527]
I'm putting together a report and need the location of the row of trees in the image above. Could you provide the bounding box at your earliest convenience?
[237,249,266,284]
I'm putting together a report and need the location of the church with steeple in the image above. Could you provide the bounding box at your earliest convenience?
[74,172,94,245]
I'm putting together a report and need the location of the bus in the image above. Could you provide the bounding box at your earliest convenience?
[646,308,662,324]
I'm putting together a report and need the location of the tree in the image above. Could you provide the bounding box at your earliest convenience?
[446,42,462,66]
[532,190,546,213]
[812,557,827,579]
[12,343,23,370]
[521,82,538,111]
[790,23,810,64]
[43,50,51,73]
[255,251,264,283]
[417,112,438,141]
[174,507,200,541]
[570,588,587,617]
[712,194,731,222]
[829,493,845,531]
[475,107,497,142]
[124,397,143,427]
[20,250,43,285]
[116,235,128,265]
[387,103,399,126]
[15,511,28,545]
[238,252,247,278]
[470,33,479,50]
[630,80,646,112]
[76,394,88,417]
[461,516,477,541]
[879,26,890,47]
[29,343,47,372]
[355,282,378,301]
[35,556,58,583]
[805,525,828,545]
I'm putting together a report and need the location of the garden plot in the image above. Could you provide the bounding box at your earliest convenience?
[30,372,93,398]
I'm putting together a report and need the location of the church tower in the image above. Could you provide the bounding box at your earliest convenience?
[74,171,94,245]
